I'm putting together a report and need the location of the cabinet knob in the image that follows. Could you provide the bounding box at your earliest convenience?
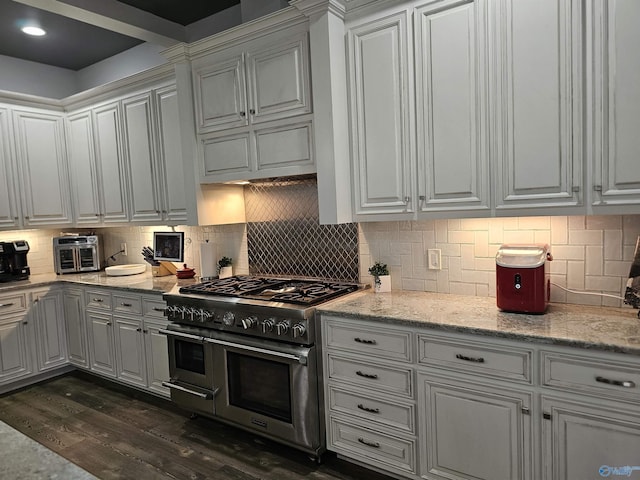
[404,196,410,204]
[136,327,142,332]
[249,108,255,115]
[22,321,28,325]
[239,111,246,117]
[106,322,112,326]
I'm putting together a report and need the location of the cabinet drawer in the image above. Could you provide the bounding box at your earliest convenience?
[417,334,532,383]
[0,292,27,316]
[85,290,112,310]
[324,317,412,362]
[542,351,640,400]
[328,384,415,433]
[328,416,416,475]
[113,293,142,315]
[142,296,167,319]
[327,354,413,397]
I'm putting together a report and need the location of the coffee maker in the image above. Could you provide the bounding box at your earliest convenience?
[0,240,30,282]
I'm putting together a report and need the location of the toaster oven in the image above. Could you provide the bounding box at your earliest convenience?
[53,235,102,274]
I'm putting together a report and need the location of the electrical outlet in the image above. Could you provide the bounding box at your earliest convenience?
[427,249,441,270]
[121,242,127,256]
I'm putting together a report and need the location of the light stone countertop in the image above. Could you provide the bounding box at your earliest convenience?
[317,290,640,356]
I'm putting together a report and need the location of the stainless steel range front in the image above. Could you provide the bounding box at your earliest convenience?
[161,275,360,459]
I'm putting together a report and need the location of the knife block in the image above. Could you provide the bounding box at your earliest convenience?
[152,261,176,277]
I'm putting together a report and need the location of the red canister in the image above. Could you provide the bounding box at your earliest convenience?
[496,244,552,314]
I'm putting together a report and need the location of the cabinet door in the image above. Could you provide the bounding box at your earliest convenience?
[542,396,640,480]
[246,34,312,125]
[0,314,33,384]
[254,120,315,175]
[63,288,88,368]
[12,109,73,226]
[491,0,583,211]
[200,131,252,182]
[121,93,163,223]
[0,107,21,229]
[86,310,116,377]
[93,102,129,223]
[193,55,248,132]
[155,85,188,223]
[31,289,67,372]
[144,318,170,397]
[348,11,416,218]
[114,315,147,387]
[66,110,101,225]
[418,373,533,480]
[591,0,640,208]
[415,0,489,214]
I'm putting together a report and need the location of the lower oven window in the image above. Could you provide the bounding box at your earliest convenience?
[175,340,205,374]
[227,351,292,423]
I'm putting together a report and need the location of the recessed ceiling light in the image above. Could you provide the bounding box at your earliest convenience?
[22,26,46,36]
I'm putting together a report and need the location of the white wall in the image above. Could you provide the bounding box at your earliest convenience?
[75,43,168,92]
[0,55,78,99]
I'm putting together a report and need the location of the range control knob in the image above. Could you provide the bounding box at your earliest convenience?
[222,311,235,326]
[241,316,258,329]
[261,318,275,333]
[275,320,290,336]
[292,323,306,338]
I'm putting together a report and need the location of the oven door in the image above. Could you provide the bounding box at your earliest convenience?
[160,327,217,415]
[55,246,78,273]
[209,332,320,454]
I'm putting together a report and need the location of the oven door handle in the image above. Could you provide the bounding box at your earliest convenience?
[205,338,308,366]
[158,328,204,342]
[162,381,217,399]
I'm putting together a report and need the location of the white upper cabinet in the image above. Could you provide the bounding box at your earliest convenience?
[12,108,73,227]
[0,107,21,229]
[348,11,416,219]
[154,85,188,223]
[415,0,489,215]
[121,92,163,223]
[93,101,130,223]
[191,28,315,183]
[590,0,640,210]
[193,34,311,134]
[491,0,583,213]
[66,110,102,225]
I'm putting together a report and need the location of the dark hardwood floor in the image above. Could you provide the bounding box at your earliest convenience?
[0,372,394,480]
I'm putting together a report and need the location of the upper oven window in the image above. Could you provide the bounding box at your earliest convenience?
[175,340,206,375]
[227,352,292,423]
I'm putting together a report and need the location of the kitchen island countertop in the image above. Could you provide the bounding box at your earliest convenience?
[318,290,640,355]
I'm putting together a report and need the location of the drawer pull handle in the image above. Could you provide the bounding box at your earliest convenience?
[595,376,636,388]
[354,337,377,345]
[357,404,380,414]
[356,370,378,379]
[121,302,132,307]
[357,438,380,448]
[456,354,485,363]
[92,298,104,303]
[0,303,15,308]
[152,307,166,312]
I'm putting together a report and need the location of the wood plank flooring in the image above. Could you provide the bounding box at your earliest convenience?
[0,372,394,480]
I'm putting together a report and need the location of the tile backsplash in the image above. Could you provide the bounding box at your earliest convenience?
[359,215,640,307]
[2,213,639,308]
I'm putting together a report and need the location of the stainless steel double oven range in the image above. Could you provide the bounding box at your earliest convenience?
[161,275,360,460]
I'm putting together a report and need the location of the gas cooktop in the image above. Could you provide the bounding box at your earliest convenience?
[178,275,359,307]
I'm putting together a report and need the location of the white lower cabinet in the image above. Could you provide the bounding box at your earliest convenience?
[0,313,33,384]
[63,287,88,367]
[83,287,168,396]
[86,310,117,378]
[417,373,532,480]
[542,396,640,480]
[29,288,67,372]
[323,315,640,480]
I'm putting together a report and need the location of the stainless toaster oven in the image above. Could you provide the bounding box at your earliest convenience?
[53,235,102,274]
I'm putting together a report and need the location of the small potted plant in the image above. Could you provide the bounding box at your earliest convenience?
[217,256,233,279]
[368,261,391,293]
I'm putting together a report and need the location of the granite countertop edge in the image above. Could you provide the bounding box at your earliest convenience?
[317,290,640,356]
